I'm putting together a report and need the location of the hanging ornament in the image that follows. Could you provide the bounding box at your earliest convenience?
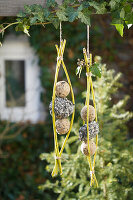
[49,97,74,119]
[81,141,96,156]
[77,26,99,187]
[79,121,99,142]
[56,118,70,135]
[49,22,75,177]
[55,81,70,98]
[81,105,95,122]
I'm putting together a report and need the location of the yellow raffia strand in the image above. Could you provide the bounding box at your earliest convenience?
[51,39,75,177]
[83,48,98,187]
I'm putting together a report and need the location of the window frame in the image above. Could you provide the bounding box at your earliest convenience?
[0,35,44,123]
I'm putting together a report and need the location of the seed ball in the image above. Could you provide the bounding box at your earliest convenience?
[49,97,75,119]
[55,81,70,98]
[56,118,70,135]
[81,105,95,122]
[79,121,99,142]
[81,141,96,156]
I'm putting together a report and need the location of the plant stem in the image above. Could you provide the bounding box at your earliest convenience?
[34,22,52,25]
[1,22,19,32]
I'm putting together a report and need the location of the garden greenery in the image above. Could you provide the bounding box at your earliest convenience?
[0,0,133,44]
[40,59,133,200]
[0,13,132,199]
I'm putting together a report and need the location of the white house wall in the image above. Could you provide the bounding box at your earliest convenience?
[0,34,46,123]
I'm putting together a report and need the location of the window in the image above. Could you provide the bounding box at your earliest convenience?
[0,35,45,123]
[5,60,25,107]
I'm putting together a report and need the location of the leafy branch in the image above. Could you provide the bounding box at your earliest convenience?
[0,0,133,40]
[76,55,102,78]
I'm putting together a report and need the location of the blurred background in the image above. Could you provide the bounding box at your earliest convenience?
[0,15,133,200]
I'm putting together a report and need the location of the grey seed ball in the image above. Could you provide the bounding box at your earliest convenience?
[56,118,70,135]
[81,141,96,156]
[79,121,99,142]
[81,105,95,122]
[49,97,75,119]
[56,81,70,98]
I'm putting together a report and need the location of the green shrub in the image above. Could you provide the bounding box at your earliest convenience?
[40,60,133,200]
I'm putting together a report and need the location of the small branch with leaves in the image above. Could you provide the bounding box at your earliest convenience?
[0,0,133,43]
[76,54,102,78]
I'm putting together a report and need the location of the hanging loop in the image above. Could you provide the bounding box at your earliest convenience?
[87,25,90,62]
[60,21,62,45]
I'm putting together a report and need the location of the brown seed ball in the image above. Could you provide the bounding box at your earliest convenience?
[81,105,95,122]
[81,141,96,156]
[56,118,70,135]
[56,81,70,98]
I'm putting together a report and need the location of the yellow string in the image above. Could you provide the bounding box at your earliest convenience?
[83,48,98,187]
[51,44,64,177]
[90,78,98,187]
[51,39,75,177]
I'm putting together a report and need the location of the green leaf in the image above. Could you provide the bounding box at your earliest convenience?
[56,10,68,21]
[24,5,32,13]
[63,0,75,6]
[47,0,56,7]
[66,7,78,22]
[120,8,125,19]
[43,8,50,18]
[0,42,2,47]
[112,24,124,37]
[77,5,83,12]
[30,17,38,24]
[78,9,91,25]
[15,23,24,32]
[111,10,123,24]
[51,18,60,29]
[36,12,44,22]
[16,23,30,36]
[89,2,107,14]
[17,11,26,18]
[90,63,102,78]
[124,4,132,13]
[23,25,30,36]
[125,12,133,24]
[109,0,121,9]
[89,2,99,10]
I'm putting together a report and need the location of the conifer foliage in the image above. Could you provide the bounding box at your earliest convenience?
[40,58,133,200]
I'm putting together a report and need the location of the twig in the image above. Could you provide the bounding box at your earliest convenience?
[0,124,28,140]
[0,22,19,32]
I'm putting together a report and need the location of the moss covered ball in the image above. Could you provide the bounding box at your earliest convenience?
[56,118,70,135]
[81,141,96,156]
[56,81,70,98]
[49,97,74,119]
[81,105,95,122]
[79,121,99,142]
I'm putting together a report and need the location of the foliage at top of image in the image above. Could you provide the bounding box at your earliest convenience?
[0,0,133,40]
